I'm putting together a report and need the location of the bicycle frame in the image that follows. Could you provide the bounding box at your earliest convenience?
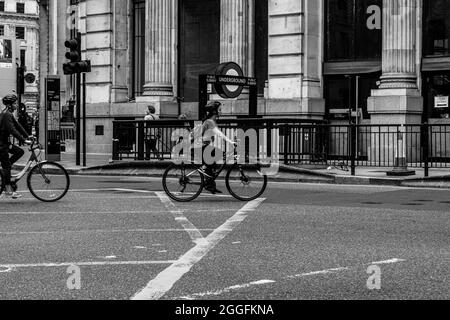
[186,148,240,182]
[10,145,41,183]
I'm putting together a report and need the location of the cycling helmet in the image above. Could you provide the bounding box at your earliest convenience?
[2,94,18,106]
[204,101,222,118]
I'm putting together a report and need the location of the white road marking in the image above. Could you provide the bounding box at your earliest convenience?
[0,260,177,270]
[131,198,266,300]
[287,267,350,279]
[0,228,216,236]
[0,209,232,216]
[156,192,204,243]
[370,258,406,265]
[176,258,405,300]
[101,256,118,260]
[179,280,276,300]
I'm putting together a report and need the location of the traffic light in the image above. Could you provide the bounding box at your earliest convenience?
[16,66,25,94]
[63,38,91,75]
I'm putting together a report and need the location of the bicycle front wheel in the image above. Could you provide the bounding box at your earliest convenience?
[226,164,268,202]
[27,162,70,202]
[162,163,204,202]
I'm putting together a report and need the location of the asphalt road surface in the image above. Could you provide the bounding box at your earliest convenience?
[0,175,449,300]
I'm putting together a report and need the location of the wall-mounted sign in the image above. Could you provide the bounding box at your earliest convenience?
[199,62,258,119]
[214,62,245,99]
[25,73,36,84]
[435,96,449,109]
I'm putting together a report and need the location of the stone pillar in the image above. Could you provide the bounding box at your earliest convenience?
[143,0,174,97]
[220,0,249,74]
[379,0,417,89]
[368,0,423,125]
[367,0,423,173]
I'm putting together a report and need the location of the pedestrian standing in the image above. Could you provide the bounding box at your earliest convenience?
[144,105,162,160]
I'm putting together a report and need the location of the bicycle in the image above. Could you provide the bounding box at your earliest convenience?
[162,145,268,202]
[0,137,70,202]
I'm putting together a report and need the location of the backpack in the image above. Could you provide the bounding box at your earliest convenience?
[145,114,162,140]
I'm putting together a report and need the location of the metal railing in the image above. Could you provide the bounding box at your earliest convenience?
[112,119,450,177]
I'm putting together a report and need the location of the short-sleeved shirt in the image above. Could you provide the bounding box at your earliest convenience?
[201,119,217,146]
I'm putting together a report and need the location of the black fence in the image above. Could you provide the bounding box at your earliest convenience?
[112,119,450,177]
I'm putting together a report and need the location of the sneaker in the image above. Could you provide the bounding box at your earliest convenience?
[11,192,22,199]
[204,185,223,195]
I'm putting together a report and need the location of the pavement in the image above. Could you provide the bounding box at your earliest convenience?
[12,148,450,188]
[0,176,449,300]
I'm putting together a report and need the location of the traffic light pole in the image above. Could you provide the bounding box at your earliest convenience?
[83,73,87,167]
[76,72,81,166]
[75,31,81,166]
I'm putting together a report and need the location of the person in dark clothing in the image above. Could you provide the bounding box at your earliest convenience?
[0,94,32,199]
[17,104,29,145]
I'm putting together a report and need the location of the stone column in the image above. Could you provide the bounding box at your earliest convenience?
[379,0,417,89]
[220,0,249,74]
[368,0,423,125]
[143,0,174,97]
[367,0,423,174]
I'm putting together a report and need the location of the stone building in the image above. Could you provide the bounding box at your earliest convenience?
[0,0,39,110]
[40,0,450,154]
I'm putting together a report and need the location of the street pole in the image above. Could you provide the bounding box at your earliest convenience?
[75,32,81,166]
[83,73,87,167]
[76,72,81,166]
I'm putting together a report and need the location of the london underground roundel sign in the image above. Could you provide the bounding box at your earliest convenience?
[215,62,244,99]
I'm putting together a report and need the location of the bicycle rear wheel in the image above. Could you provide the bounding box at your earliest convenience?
[27,162,70,202]
[0,170,4,196]
[226,164,268,201]
[162,163,204,202]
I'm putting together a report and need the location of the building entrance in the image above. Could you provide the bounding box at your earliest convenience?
[325,72,380,122]
[179,0,220,103]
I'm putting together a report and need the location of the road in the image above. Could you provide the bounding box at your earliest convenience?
[0,175,449,300]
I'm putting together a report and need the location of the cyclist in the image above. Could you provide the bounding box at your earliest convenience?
[0,94,32,199]
[198,101,236,194]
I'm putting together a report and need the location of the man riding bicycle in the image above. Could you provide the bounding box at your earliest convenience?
[0,94,32,199]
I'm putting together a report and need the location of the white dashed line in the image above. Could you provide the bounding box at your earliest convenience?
[0,260,177,270]
[177,258,406,300]
[156,192,205,243]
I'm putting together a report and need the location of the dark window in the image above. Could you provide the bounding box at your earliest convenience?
[16,26,25,39]
[423,0,450,56]
[132,0,145,98]
[95,125,104,136]
[0,25,4,37]
[16,2,24,14]
[0,2,4,12]
[326,0,382,61]
[179,0,220,102]
[255,0,268,95]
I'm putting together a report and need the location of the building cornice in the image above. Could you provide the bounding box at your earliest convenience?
[0,13,39,22]
[0,13,40,29]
